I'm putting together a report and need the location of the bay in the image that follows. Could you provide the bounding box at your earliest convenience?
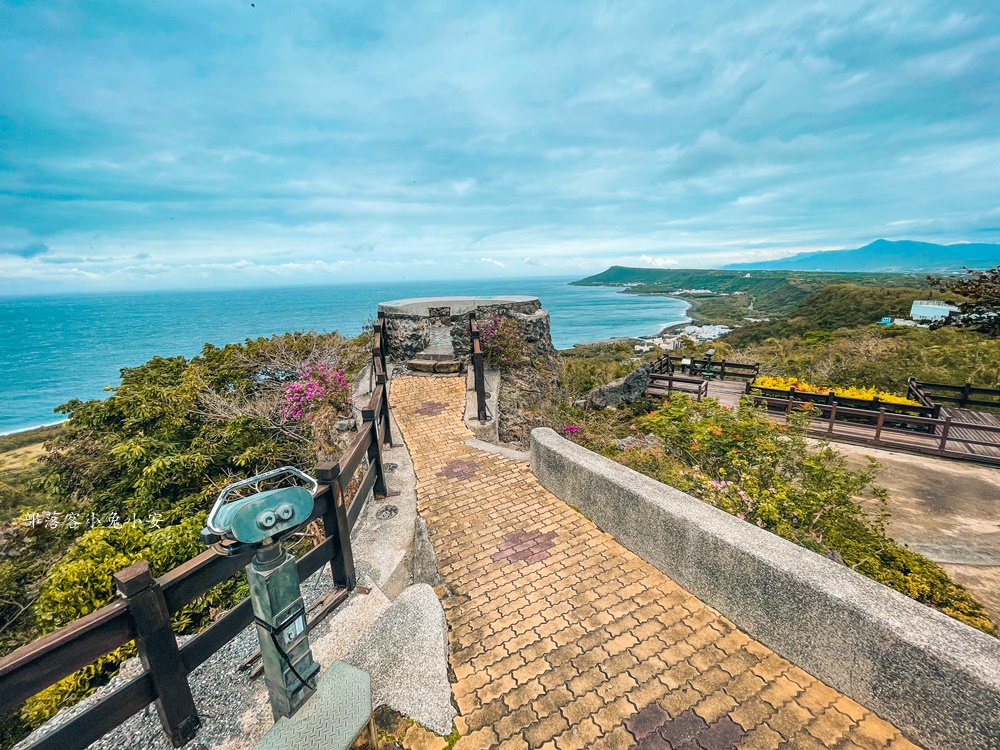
[0,277,688,434]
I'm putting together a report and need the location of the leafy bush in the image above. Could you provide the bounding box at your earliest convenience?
[282,364,352,421]
[480,317,527,370]
[566,395,994,635]
[39,332,363,523]
[22,514,246,729]
[753,376,920,405]
[2,330,368,741]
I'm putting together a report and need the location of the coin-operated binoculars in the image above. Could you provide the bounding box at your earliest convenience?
[201,467,320,720]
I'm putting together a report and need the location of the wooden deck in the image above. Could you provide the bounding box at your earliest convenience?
[940,407,1000,460]
[751,397,1000,467]
[646,363,1000,466]
[705,380,748,409]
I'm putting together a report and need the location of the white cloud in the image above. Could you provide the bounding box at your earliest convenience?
[638,255,678,268]
[0,0,997,293]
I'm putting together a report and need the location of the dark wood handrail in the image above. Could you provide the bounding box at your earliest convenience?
[752,394,1000,466]
[653,354,759,381]
[749,384,938,420]
[908,378,1000,410]
[469,312,488,422]
[647,373,709,402]
[0,317,395,749]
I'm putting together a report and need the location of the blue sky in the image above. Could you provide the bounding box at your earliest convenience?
[1,1,998,294]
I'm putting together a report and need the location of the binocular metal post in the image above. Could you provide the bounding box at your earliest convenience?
[247,541,321,720]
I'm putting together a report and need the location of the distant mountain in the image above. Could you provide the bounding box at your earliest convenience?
[723,240,1000,272]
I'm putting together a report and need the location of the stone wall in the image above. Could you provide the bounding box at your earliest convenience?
[530,427,1000,750]
[378,296,553,362]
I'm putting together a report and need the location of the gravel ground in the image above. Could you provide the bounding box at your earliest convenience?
[16,565,372,750]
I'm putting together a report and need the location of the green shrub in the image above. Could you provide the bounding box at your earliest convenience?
[480,317,528,370]
[21,514,247,729]
[568,395,994,635]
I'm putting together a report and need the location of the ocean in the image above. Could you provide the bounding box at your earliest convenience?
[0,277,688,434]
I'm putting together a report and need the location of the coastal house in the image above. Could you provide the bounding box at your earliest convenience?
[910,299,960,321]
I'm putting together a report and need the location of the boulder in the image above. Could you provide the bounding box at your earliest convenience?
[344,584,456,735]
[585,363,651,409]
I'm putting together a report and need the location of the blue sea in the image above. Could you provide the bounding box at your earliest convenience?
[0,277,688,434]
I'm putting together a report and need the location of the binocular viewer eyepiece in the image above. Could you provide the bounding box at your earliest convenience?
[201,467,318,554]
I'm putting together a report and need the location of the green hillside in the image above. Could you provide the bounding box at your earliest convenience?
[572,267,932,320]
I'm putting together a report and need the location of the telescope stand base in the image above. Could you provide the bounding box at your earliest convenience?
[254,662,376,750]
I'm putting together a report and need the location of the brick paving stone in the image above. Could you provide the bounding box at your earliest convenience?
[736,724,783,750]
[624,702,671,741]
[553,717,602,750]
[523,712,571,749]
[390,376,924,750]
[659,708,709,746]
[699,715,747,749]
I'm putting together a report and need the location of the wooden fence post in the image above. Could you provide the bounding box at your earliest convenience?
[874,408,886,442]
[786,387,796,415]
[719,361,727,381]
[469,313,488,421]
[315,462,356,590]
[937,417,952,453]
[961,383,972,408]
[362,403,388,498]
[113,561,199,748]
[379,378,393,448]
[827,403,837,435]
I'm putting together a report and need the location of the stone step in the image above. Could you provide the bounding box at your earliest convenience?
[408,359,463,374]
[415,351,456,362]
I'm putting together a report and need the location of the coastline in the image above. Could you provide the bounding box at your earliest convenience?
[0,422,64,451]
[2,281,691,433]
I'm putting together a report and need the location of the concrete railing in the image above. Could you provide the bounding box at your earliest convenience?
[530,427,1000,750]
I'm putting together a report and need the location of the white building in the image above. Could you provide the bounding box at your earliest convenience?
[909,300,960,321]
[681,324,732,341]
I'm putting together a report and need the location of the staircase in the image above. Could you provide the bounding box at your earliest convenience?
[408,328,463,374]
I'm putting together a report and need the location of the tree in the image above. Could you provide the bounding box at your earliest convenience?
[929,266,1000,336]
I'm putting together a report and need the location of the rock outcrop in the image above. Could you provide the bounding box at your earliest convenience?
[584,363,651,409]
[378,296,554,364]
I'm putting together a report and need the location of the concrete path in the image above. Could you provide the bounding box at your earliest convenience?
[833,440,1000,625]
[391,375,920,750]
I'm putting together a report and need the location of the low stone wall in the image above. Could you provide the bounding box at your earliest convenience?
[529,427,1000,750]
[378,296,553,361]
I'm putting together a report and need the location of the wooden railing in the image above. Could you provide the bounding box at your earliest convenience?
[372,311,388,386]
[0,332,394,750]
[751,394,1000,466]
[469,313,488,422]
[748,383,940,427]
[653,354,759,381]
[650,355,674,375]
[647,373,709,402]
[908,378,1000,411]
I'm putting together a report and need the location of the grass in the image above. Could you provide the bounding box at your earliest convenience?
[0,424,63,454]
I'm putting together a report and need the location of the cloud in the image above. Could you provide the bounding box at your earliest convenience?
[639,255,678,268]
[0,0,998,294]
[0,242,50,258]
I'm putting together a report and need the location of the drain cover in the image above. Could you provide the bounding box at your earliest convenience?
[376,505,399,521]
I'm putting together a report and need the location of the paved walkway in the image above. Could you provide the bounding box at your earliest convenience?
[391,376,921,750]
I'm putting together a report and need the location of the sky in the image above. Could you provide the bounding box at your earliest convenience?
[1,1,998,295]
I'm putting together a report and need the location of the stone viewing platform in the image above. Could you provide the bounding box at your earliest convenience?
[378,296,553,372]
